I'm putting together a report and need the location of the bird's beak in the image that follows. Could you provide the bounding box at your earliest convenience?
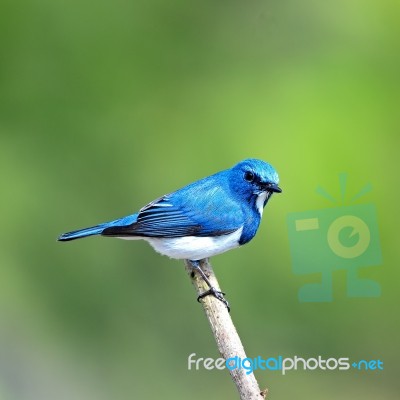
[270,183,282,193]
[261,182,282,193]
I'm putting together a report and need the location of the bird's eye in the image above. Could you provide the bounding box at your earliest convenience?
[244,171,255,182]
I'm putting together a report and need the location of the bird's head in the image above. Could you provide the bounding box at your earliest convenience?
[230,158,282,210]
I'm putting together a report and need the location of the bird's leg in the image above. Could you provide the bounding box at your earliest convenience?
[189,260,230,312]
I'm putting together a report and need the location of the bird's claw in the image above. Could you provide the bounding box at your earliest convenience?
[197,287,230,312]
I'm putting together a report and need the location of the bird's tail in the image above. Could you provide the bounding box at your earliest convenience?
[57,224,107,241]
[57,214,138,242]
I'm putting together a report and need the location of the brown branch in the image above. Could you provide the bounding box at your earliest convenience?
[184,259,267,400]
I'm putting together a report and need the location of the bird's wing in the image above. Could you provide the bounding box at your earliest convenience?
[102,177,243,238]
[133,195,204,237]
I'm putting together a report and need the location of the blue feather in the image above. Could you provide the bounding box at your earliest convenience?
[58,214,137,241]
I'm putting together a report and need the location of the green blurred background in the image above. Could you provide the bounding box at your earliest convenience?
[0,0,399,399]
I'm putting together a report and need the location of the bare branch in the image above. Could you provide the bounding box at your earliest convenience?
[185,259,267,400]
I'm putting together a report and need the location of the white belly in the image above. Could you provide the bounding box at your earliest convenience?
[134,227,244,260]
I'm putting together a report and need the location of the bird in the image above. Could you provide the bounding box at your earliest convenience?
[58,158,282,310]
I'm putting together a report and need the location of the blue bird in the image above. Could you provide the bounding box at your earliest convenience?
[58,158,281,310]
